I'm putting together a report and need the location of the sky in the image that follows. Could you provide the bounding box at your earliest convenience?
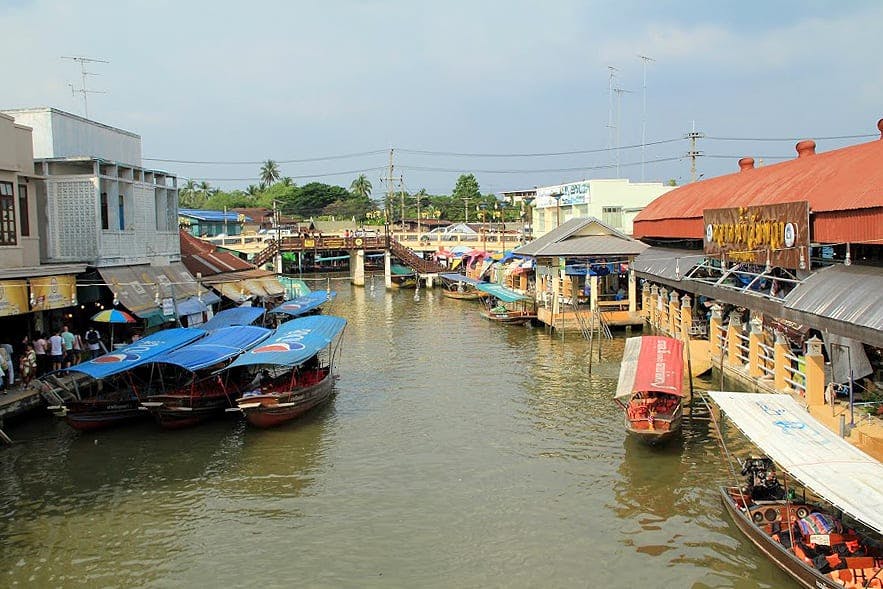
[2,0,882,196]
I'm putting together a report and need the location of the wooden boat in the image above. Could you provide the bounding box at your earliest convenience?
[140,325,272,429]
[476,282,537,325]
[613,336,685,445]
[269,290,337,320]
[439,272,488,301]
[710,392,883,589]
[43,328,206,431]
[229,315,347,428]
[389,263,418,289]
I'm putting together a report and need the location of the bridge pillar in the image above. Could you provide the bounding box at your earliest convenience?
[384,251,393,289]
[425,274,434,288]
[351,250,365,287]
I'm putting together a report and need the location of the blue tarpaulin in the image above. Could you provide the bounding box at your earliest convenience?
[475,283,529,303]
[198,307,265,331]
[270,291,336,317]
[227,315,347,369]
[439,273,484,286]
[150,325,271,371]
[68,328,205,380]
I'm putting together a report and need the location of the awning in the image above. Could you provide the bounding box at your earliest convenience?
[259,277,285,297]
[97,263,201,316]
[270,291,336,317]
[68,327,205,380]
[198,307,266,331]
[213,282,252,303]
[632,247,704,282]
[176,296,209,317]
[0,280,29,317]
[476,283,528,303]
[29,274,77,311]
[439,273,483,286]
[615,336,685,399]
[228,315,347,369]
[709,391,883,535]
[150,325,271,372]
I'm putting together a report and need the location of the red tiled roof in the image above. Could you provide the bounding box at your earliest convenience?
[179,230,256,276]
[634,122,883,243]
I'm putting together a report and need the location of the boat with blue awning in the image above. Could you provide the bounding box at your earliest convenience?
[228,315,347,428]
[476,283,537,325]
[46,328,206,431]
[438,273,488,300]
[140,325,272,428]
[197,307,266,331]
[269,290,337,319]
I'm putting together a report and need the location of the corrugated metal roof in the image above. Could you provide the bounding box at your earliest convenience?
[632,247,704,282]
[784,264,883,333]
[179,208,250,222]
[515,217,644,257]
[634,128,883,240]
[179,230,255,276]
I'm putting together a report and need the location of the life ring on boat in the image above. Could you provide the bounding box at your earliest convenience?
[355,238,363,246]
[795,506,810,519]
[752,510,765,524]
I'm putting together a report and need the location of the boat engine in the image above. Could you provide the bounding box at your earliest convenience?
[741,456,785,500]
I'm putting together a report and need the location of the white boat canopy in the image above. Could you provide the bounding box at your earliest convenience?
[709,391,883,535]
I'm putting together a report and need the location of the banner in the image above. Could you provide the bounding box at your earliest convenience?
[703,201,810,270]
[30,275,77,311]
[0,280,29,317]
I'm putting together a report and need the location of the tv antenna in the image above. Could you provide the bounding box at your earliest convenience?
[606,65,618,169]
[61,55,109,119]
[637,54,655,181]
[613,86,633,177]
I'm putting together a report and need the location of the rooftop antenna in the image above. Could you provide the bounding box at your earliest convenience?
[606,66,618,170]
[613,86,633,178]
[638,54,655,181]
[61,55,109,119]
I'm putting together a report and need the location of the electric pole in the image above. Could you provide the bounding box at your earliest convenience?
[399,174,406,232]
[386,148,394,224]
[606,65,618,170]
[638,54,655,182]
[613,86,632,178]
[62,55,109,119]
[686,122,704,183]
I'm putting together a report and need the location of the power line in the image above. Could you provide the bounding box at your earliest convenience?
[704,133,876,142]
[397,156,683,175]
[397,137,682,158]
[179,165,386,182]
[143,149,388,165]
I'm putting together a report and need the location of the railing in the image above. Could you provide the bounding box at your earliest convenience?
[783,351,807,396]
[735,331,750,365]
[388,238,446,274]
[758,341,776,379]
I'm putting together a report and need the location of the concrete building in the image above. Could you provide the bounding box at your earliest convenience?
[529,178,674,238]
[2,108,179,268]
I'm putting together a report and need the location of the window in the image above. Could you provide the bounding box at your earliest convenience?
[0,182,16,245]
[602,206,623,229]
[118,194,125,230]
[100,192,109,230]
[17,184,29,237]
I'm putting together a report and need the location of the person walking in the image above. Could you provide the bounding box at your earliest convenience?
[85,327,102,359]
[48,329,64,372]
[71,331,84,365]
[19,343,36,389]
[33,332,47,376]
[60,326,75,369]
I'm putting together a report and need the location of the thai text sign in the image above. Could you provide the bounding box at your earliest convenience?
[0,280,29,317]
[703,201,810,270]
[30,275,77,311]
[535,180,590,208]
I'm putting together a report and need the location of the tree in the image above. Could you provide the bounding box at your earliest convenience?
[179,179,201,208]
[350,174,373,199]
[452,173,481,204]
[260,159,281,187]
[246,184,261,197]
[279,177,295,187]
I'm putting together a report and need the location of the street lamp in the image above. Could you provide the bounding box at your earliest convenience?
[552,192,563,228]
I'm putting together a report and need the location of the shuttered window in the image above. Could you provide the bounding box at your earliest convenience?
[0,182,16,245]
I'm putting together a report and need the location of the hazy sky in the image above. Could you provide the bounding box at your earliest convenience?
[3,0,882,195]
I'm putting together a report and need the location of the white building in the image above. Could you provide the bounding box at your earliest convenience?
[529,178,674,238]
[1,108,179,267]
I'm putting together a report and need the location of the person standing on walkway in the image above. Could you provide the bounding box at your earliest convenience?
[0,345,9,392]
[19,343,36,389]
[33,332,47,376]
[1,343,13,387]
[48,330,64,372]
[60,326,75,369]
[71,331,84,365]
[85,327,102,359]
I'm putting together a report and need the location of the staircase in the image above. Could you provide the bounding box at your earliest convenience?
[388,238,445,274]
[570,300,613,341]
[252,239,278,267]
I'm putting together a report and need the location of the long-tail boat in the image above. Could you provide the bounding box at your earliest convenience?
[140,325,271,429]
[42,328,205,431]
[438,272,488,301]
[269,290,337,320]
[228,315,347,428]
[613,336,685,445]
[476,282,537,325]
[709,391,883,589]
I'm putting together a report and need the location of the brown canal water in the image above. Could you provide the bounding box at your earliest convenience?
[0,280,799,588]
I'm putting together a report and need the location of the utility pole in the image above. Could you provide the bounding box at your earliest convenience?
[62,55,109,119]
[685,122,705,183]
[606,66,618,170]
[638,54,655,182]
[386,148,394,224]
[463,197,471,223]
[613,86,632,178]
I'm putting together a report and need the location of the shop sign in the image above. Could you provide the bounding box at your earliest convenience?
[0,280,29,317]
[29,275,77,311]
[703,201,810,270]
[161,297,175,317]
[535,180,591,208]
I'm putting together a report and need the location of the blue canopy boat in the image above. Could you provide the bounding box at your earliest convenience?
[269,290,337,319]
[197,307,266,331]
[438,273,488,301]
[140,325,272,429]
[476,283,537,325]
[47,328,206,431]
[228,315,347,428]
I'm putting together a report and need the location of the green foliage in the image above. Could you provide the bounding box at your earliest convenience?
[452,173,481,202]
[350,174,373,199]
[667,179,678,186]
[260,160,281,187]
[204,190,254,210]
[287,182,351,217]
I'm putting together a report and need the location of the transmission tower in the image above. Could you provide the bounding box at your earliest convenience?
[62,55,109,119]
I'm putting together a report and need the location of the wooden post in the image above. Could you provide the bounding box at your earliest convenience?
[727,313,742,367]
[649,284,659,327]
[805,336,825,407]
[668,290,679,336]
[748,317,763,378]
[774,332,788,392]
[659,287,668,331]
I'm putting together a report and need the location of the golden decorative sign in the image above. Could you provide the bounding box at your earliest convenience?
[30,275,77,311]
[0,280,29,317]
[703,201,810,270]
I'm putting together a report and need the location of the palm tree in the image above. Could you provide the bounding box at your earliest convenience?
[280,177,294,187]
[350,174,372,198]
[260,159,281,187]
[179,179,198,207]
[246,184,261,197]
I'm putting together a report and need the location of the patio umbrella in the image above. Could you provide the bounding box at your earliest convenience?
[91,309,137,349]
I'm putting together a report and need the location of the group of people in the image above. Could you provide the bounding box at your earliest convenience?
[0,326,106,394]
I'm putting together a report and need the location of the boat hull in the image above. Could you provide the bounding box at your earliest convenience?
[625,416,681,446]
[442,290,483,301]
[238,374,335,428]
[719,487,861,589]
[64,399,146,431]
[145,396,234,430]
[479,310,535,325]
